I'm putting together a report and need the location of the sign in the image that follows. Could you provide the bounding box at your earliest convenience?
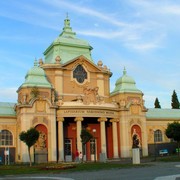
[58,109,118,118]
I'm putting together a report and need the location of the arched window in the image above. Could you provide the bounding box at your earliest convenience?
[0,130,13,146]
[154,130,163,142]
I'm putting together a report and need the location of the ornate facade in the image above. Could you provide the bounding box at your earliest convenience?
[0,17,179,164]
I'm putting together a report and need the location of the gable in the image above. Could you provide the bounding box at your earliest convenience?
[62,55,102,73]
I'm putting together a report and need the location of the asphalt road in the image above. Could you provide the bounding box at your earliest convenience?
[1,162,180,180]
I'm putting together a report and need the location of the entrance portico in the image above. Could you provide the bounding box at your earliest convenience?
[57,104,119,161]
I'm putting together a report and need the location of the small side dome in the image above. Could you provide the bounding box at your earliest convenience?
[26,60,45,77]
[116,68,135,84]
[19,60,52,89]
[111,68,142,95]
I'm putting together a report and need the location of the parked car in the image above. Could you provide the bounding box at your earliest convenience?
[159,149,169,156]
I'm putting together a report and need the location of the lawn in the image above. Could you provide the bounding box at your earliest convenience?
[157,155,180,162]
[1,155,179,176]
[0,162,147,176]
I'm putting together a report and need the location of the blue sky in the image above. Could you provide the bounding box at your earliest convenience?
[0,0,180,108]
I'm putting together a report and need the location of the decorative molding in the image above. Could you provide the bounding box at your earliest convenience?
[110,118,119,123]
[74,117,84,122]
[98,117,107,122]
[83,86,99,105]
[57,117,64,122]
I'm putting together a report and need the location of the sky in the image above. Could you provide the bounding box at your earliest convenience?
[0,0,180,108]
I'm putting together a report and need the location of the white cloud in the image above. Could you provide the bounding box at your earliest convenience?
[42,0,128,27]
[0,0,170,52]
[162,5,180,15]
[0,88,17,103]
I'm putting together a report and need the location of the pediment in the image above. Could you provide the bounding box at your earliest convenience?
[61,55,104,73]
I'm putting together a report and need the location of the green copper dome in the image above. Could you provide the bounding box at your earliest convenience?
[44,15,93,64]
[19,60,52,88]
[111,68,142,95]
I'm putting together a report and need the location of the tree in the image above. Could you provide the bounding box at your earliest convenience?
[171,90,180,109]
[154,97,161,108]
[165,121,180,156]
[80,129,93,161]
[19,127,39,166]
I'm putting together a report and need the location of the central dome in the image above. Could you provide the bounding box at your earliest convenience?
[43,16,93,64]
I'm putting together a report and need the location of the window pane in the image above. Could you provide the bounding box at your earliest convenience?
[154,130,162,142]
[0,130,13,146]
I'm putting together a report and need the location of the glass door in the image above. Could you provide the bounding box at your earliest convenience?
[64,139,72,162]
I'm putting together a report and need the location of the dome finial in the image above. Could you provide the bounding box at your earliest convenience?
[34,58,38,67]
[123,67,127,75]
[64,13,70,28]
[66,12,69,19]
[60,13,76,38]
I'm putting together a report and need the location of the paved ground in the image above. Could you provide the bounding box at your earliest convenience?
[1,161,180,180]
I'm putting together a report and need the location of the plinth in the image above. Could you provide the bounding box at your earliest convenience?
[132,148,140,164]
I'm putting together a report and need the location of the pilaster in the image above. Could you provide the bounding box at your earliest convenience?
[57,117,64,162]
[110,118,119,158]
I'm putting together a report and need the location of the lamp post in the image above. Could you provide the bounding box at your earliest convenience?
[92,129,96,162]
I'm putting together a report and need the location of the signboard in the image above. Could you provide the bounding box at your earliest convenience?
[58,109,118,118]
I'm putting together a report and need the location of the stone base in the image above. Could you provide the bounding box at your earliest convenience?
[34,149,48,164]
[132,148,140,164]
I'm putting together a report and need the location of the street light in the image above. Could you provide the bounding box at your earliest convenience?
[92,129,96,162]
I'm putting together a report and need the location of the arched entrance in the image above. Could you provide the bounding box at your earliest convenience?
[131,125,142,155]
[34,124,48,163]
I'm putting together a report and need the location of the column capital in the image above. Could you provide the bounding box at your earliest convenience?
[57,117,64,122]
[98,117,107,122]
[74,117,84,122]
[110,118,119,123]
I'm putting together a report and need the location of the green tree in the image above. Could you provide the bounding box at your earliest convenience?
[154,97,161,108]
[19,127,39,166]
[165,121,180,156]
[171,90,180,109]
[80,129,93,161]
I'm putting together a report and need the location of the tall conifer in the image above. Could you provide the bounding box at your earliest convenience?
[171,90,180,109]
[154,97,161,108]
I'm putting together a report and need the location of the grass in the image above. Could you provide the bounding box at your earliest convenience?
[0,162,148,176]
[1,155,179,176]
[157,155,180,162]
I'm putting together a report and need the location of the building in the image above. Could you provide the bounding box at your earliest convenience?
[0,16,179,164]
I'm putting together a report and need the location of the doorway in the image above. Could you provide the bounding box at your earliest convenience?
[64,139,72,162]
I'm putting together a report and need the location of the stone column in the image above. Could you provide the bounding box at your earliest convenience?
[110,118,119,158]
[98,117,107,160]
[74,117,84,153]
[57,117,64,162]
